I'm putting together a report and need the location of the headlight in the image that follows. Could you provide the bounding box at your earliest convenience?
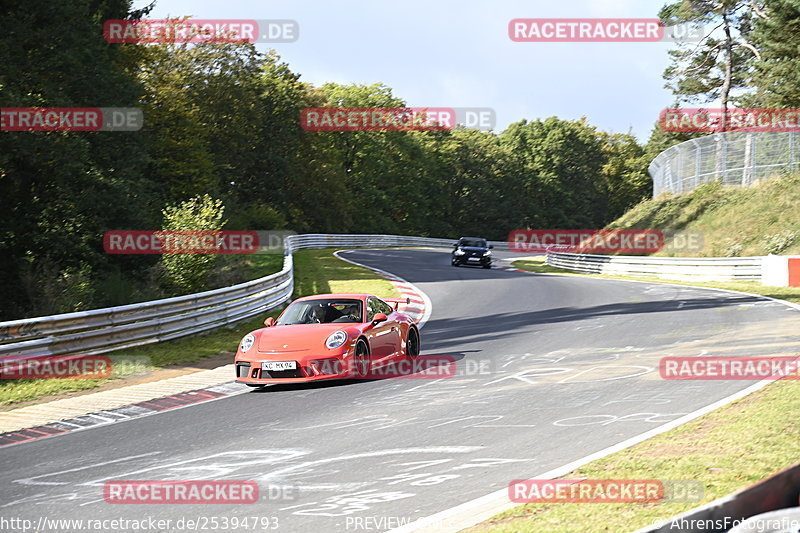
[325,330,348,349]
[454,249,465,255]
[240,333,255,352]
[483,250,492,256]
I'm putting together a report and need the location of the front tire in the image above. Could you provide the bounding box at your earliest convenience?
[350,340,371,378]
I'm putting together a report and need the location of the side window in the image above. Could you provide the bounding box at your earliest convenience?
[377,298,393,315]
[366,298,379,321]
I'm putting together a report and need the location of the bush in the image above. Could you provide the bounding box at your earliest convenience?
[160,195,227,293]
[20,260,95,315]
[765,231,798,255]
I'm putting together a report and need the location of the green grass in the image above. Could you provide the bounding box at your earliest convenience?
[514,257,800,305]
[467,379,799,533]
[293,249,397,298]
[608,174,800,257]
[0,248,397,406]
[242,253,286,280]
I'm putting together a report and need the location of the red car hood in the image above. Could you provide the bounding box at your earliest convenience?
[256,324,352,353]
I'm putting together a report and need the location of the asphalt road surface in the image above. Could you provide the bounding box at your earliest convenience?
[2,248,799,533]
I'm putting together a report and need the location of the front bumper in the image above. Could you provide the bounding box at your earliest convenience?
[235,352,354,384]
[453,255,491,265]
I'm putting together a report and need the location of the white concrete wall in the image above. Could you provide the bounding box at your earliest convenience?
[761,255,800,287]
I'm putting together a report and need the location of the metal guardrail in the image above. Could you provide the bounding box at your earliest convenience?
[546,251,763,282]
[649,131,800,197]
[0,234,502,359]
[636,462,800,533]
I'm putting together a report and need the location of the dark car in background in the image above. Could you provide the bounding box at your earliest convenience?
[451,237,493,268]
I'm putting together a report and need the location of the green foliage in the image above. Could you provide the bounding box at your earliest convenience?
[500,117,613,228]
[0,0,155,319]
[747,0,800,107]
[659,0,763,110]
[225,203,287,231]
[765,231,798,254]
[160,195,227,292]
[599,132,652,220]
[19,260,96,315]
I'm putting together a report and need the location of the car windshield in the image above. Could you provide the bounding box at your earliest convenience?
[459,239,487,248]
[276,298,363,325]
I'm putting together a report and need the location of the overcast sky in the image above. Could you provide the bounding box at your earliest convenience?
[138,0,680,141]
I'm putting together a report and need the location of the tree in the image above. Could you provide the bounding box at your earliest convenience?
[314,83,418,233]
[138,42,269,203]
[0,0,154,318]
[600,132,652,220]
[500,118,608,228]
[659,0,766,125]
[748,0,800,107]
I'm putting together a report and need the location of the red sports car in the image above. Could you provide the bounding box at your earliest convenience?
[235,293,421,385]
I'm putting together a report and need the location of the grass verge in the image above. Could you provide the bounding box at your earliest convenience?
[464,258,800,532]
[0,248,397,406]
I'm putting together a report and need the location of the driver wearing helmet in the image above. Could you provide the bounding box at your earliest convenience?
[309,304,327,323]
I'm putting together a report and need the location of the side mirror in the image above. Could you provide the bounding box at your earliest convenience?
[264,317,276,327]
[489,244,494,249]
[371,312,388,325]
[453,242,459,247]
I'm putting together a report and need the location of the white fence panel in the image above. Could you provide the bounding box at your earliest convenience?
[546,251,762,282]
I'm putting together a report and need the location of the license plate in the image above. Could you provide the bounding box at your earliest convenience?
[468,257,480,261]
[262,361,297,371]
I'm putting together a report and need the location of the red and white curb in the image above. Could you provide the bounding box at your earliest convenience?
[334,249,432,328]
[0,381,246,449]
[495,265,527,273]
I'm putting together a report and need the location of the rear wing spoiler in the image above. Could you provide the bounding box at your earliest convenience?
[385,297,411,310]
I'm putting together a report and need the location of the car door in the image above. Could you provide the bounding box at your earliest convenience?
[365,297,399,365]
[376,297,402,358]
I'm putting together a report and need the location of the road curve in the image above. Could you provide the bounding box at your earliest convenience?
[1,248,798,532]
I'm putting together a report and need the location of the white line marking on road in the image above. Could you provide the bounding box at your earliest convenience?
[14,452,162,486]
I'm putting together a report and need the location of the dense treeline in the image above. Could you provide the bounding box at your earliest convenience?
[1,0,797,319]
